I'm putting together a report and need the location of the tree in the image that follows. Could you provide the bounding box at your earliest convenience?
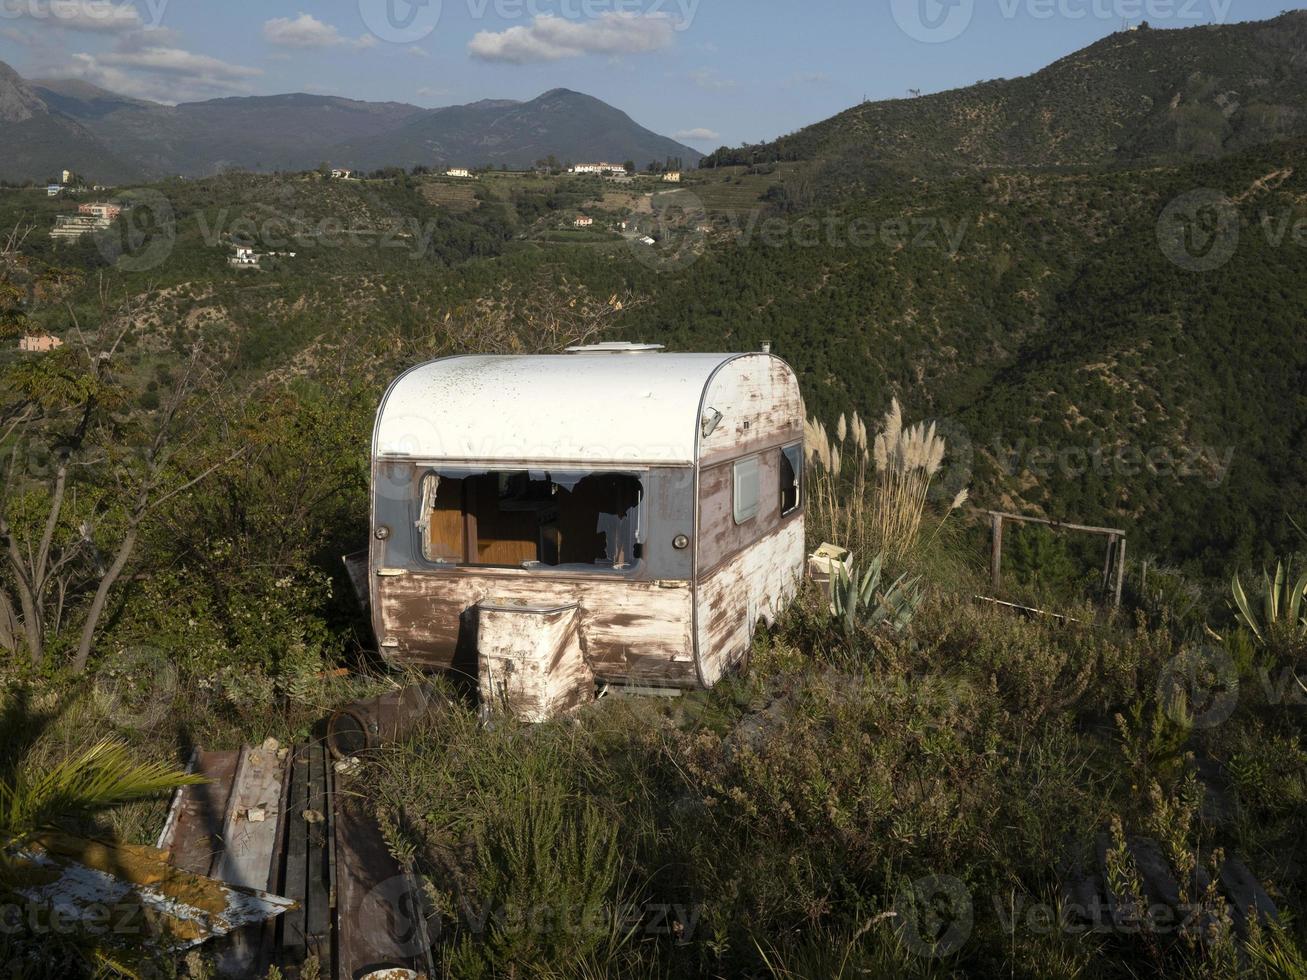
[0,283,244,671]
[624,161,636,174]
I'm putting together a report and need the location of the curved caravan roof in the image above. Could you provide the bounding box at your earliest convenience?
[374,352,760,465]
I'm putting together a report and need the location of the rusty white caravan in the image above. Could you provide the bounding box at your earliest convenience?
[367,343,805,718]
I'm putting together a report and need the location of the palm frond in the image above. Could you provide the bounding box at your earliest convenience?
[0,739,204,854]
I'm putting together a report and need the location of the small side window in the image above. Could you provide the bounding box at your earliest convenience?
[780,442,802,516]
[733,456,760,524]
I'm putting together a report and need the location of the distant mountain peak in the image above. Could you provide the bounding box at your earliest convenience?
[0,60,46,123]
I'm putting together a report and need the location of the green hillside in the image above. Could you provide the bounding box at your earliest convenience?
[705,13,1307,190]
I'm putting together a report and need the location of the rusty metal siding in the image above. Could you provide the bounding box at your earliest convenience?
[477,602,594,722]
[374,569,696,685]
[697,354,804,470]
[692,354,806,687]
[695,519,805,686]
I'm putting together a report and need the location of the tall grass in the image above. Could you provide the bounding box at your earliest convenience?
[805,399,967,568]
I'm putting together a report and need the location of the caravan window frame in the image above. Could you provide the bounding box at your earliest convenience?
[414,465,648,576]
[732,455,761,525]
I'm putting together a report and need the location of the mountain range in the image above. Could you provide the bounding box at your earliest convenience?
[0,65,701,183]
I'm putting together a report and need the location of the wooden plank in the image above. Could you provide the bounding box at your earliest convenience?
[161,749,241,876]
[985,510,1125,537]
[334,789,434,978]
[279,747,310,956]
[305,741,332,976]
[155,748,197,852]
[257,749,295,973]
[212,744,286,889]
[1114,537,1127,609]
[211,743,287,978]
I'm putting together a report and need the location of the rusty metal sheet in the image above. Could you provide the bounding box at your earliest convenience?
[211,743,287,891]
[334,787,435,978]
[478,601,593,722]
[158,749,241,876]
[376,570,696,685]
[12,835,295,951]
[696,520,805,686]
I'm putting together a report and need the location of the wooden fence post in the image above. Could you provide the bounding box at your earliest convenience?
[990,513,1003,592]
[1114,537,1127,609]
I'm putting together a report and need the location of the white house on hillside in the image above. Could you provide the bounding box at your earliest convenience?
[445,168,473,178]
[663,171,682,182]
[569,162,627,176]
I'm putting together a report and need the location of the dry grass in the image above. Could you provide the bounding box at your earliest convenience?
[806,398,967,566]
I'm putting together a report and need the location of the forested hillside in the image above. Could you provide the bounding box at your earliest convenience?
[705,13,1307,192]
[5,134,1302,577]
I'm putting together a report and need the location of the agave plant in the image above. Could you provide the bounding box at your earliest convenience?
[1231,561,1307,646]
[0,739,203,869]
[830,555,923,639]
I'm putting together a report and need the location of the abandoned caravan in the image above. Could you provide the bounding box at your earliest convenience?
[367,342,805,720]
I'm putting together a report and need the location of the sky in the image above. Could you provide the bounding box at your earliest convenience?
[1,0,1303,151]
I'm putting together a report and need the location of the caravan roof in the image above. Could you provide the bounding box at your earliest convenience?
[373,352,744,465]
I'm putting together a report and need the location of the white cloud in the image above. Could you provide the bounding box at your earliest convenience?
[406,45,429,58]
[7,1,143,33]
[687,68,734,91]
[468,12,675,64]
[417,86,450,100]
[97,46,261,81]
[785,71,830,87]
[262,12,375,51]
[674,127,720,142]
[64,45,262,102]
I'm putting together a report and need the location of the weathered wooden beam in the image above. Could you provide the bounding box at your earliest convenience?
[986,510,1126,538]
[990,512,1003,592]
[279,748,309,956]
[334,786,435,977]
[1114,536,1127,609]
[304,741,333,978]
[212,743,288,978]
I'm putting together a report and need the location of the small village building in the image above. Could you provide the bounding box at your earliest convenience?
[78,202,123,221]
[46,185,63,197]
[445,168,472,178]
[573,215,594,227]
[569,162,627,176]
[19,335,64,353]
[229,245,262,268]
[663,171,682,182]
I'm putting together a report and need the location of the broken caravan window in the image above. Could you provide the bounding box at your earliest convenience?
[418,469,644,571]
[780,442,802,516]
